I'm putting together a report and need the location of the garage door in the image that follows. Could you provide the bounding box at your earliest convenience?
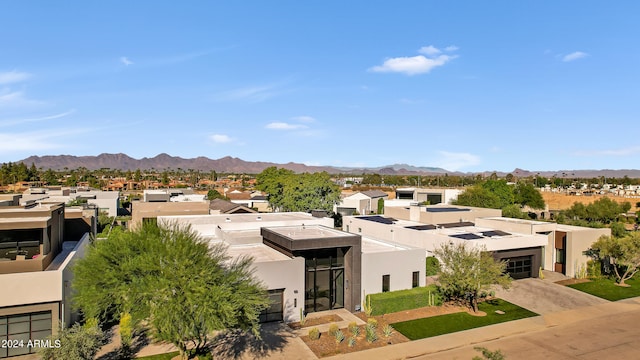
[259,289,284,323]
[506,256,532,279]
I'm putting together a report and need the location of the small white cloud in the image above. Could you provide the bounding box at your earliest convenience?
[0,89,44,108]
[210,134,233,143]
[120,57,134,66]
[0,70,32,85]
[562,51,588,62]
[370,54,456,75]
[573,146,640,157]
[265,122,307,130]
[444,45,459,52]
[370,46,459,76]
[435,151,481,171]
[291,116,315,123]
[418,45,441,56]
[0,109,76,128]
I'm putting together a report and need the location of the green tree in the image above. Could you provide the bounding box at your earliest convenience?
[454,185,502,209]
[72,223,269,359]
[207,189,227,200]
[134,168,142,182]
[610,222,627,238]
[434,243,511,312]
[377,198,385,214]
[39,323,104,360]
[281,172,341,213]
[501,204,528,219]
[256,167,295,211]
[513,183,545,209]
[589,232,640,286]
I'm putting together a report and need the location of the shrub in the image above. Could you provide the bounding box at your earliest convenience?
[334,330,345,344]
[348,336,357,347]
[426,256,440,276]
[348,322,359,335]
[369,285,442,315]
[367,318,378,329]
[365,325,377,343]
[587,259,602,279]
[382,324,393,337]
[308,327,320,340]
[328,323,339,337]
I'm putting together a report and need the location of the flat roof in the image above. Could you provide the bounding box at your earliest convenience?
[0,216,50,224]
[265,225,352,240]
[482,217,549,225]
[425,207,470,213]
[225,243,291,262]
[362,237,411,253]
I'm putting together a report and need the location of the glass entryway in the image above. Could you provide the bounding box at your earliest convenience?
[303,248,345,313]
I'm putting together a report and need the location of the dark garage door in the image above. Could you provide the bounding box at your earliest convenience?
[506,256,533,279]
[259,289,284,323]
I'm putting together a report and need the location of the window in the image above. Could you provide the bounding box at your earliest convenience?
[0,311,52,358]
[412,271,420,288]
[382,274,390,292]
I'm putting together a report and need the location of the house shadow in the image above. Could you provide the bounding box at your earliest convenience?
[97,328,151,360]
[210,322,295,359]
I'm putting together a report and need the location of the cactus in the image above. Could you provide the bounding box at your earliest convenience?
[299,308,306,326]
[362,292,373,317]
[334,329,345,344]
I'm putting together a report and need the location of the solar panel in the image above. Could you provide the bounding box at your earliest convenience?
[405,225,437,231]
[425,207,471,213]
[438,221,475,228]
[359,216,397,225]
[450,233,483,240]
[481,230,511,237]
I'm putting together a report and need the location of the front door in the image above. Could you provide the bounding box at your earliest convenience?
[305,268,345,313]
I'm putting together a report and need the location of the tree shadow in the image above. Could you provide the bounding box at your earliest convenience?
[210,323,295,359]
[97,328,151,360]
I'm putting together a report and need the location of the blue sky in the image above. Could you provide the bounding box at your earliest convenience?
[1,1,639,172]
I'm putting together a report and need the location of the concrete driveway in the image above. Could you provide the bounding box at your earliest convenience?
[494,277,608,315]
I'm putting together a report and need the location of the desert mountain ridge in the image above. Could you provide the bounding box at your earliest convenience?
[15,153,640,178]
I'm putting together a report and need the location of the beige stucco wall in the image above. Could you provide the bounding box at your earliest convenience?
[362,248,426,295]
[251,257,305,323]
[131,201,210,228]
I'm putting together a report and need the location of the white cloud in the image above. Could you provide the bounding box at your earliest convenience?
[418,45,441,56]
[444,45,459,52]
[370,46,459,76]
[0,128,91,152]
[265,122,307,130]
[0,71,31,85]
[0,89,44,108]
[120,57,134,66]
[562,51,588,62]
[573,146,640,157]
[291,116,315,123]
[210,134,233,143]
[0,109,75,127]
[213,84,284,103]
[434,151,481,171]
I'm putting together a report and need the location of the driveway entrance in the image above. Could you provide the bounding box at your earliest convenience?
[494,277,608,315]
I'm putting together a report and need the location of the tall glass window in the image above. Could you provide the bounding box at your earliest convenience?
[0,311,52,358]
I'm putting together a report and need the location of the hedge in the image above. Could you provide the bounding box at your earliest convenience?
[368,285,442,316]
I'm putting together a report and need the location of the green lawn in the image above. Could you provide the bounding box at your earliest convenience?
[393,299,538,340]
[568,276,640,301]
[136,351,180,360]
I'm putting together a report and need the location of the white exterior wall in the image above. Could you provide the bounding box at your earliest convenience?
[88,197,119,217]
[443,189,462,204]
[362,249,426,295]
[252,257,305,323]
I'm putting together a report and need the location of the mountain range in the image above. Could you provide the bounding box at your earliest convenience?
[16,153,640,178]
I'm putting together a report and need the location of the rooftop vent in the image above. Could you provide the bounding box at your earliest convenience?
[256,216,262,221]
[225,218,231,223]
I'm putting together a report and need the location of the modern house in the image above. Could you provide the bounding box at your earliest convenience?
[474,217,611,278]
[334,190,389,216]
[130,189,210,228]
[394,188,462,205]
[157,212,425,322]
[0,202,94,359]
[209,199,256,214]
[20,187,120,217]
